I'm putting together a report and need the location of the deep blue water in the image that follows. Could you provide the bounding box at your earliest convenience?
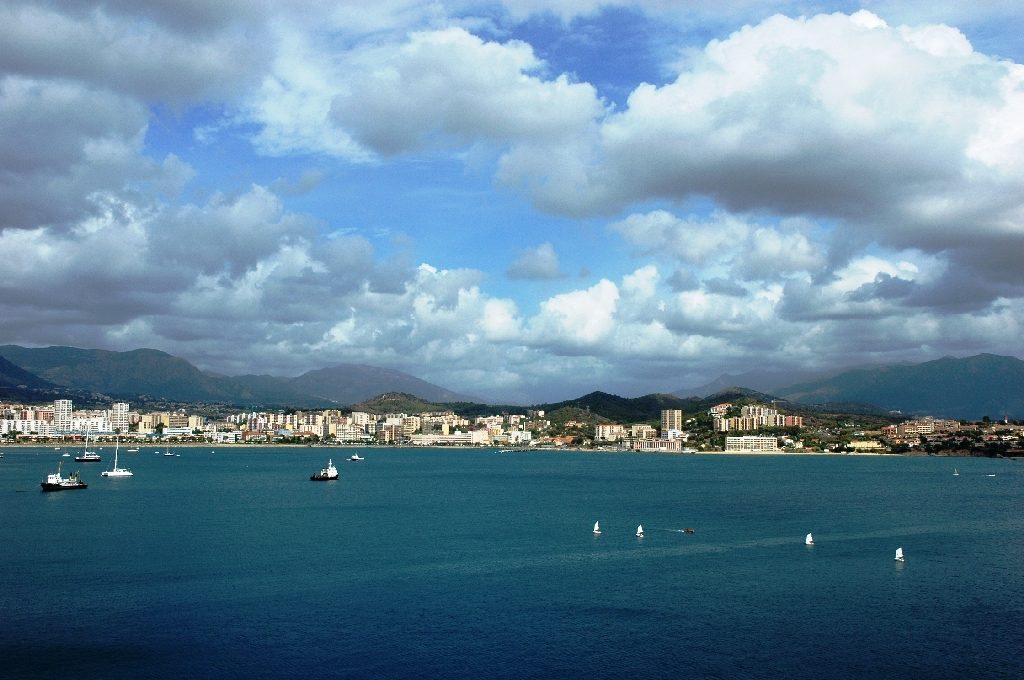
[1,447,1021,679]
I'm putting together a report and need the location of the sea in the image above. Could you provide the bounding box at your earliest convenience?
[1,447,1021,679]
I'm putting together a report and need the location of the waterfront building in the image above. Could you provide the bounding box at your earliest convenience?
[725,435,780,452]
[595,423,626,441]
[633,438,686,452]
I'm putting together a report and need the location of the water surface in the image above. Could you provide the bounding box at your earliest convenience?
[1,448,1020,678]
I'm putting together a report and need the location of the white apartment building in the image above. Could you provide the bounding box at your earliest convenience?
[595,423,626,441]
[54,399,73,433]
[725,435,779,452]
[111,402,130,434]
[72,414,112,433]
[1,419,54,436]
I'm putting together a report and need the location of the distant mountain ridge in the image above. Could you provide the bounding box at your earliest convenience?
[1,345,1020,419]
[0,345,472,409]
[773,354,1024,419]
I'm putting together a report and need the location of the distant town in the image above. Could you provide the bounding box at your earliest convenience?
[2,397,1022,456]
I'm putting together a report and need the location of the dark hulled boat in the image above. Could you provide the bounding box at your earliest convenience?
[41,461,88,491]
[311,459,339,481]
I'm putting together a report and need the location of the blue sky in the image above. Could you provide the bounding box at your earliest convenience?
[2,1,1024,403]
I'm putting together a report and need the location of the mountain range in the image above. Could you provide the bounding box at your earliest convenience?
[0,345,471,409]
[0,344,1021,419]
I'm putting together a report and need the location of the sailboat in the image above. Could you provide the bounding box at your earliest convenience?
[805,532,814,546]
[953,468,959,476]
[593,521,601,535]
[895,547,905,562]
[101,438,133,477]
[636,524,644,538]
[75,433,101,462]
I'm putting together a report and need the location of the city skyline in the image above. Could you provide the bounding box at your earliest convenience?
[2,2,1024,404]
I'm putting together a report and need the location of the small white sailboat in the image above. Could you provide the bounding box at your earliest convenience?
[593,521,601,535]
[805,532,814,546]
[895,547,905,562]
[101,438,133,477]
[953,468,959,476]
[636,524,644,538]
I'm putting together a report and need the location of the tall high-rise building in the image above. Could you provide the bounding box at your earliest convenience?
[661,409,684,435]
[54,399,73,433]
[111,402,130,434]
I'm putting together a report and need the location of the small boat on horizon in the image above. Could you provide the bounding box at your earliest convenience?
[805,532,814,546]
[895,547,905,562]
[311,459,339,481]
[348,453,365,462]
[636,524,644,538]
[593,521,601,535]
[41,460,88,492]
[953,468,959,476]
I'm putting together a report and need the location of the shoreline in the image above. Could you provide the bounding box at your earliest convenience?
[3,442,1013,458]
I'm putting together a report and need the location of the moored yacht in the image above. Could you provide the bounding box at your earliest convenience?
[101,438,133,478]
[75,433,101,462]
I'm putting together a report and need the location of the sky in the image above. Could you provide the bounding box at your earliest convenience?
[2,1,1023,404]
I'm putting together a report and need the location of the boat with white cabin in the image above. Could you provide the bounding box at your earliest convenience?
[41,460,88,491]
[75,433,101,462]
[348,453,365,462]
[101,438,133,477]
[311,459,339,481]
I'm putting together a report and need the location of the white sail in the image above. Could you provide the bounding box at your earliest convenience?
[636,524,644,537]
[895,547,904,561]
[805,532,814,545]
[102,437,133,477]
[953,468,959,476]
[593,521,601,534]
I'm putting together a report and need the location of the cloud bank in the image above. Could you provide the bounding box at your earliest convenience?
[1,2,1023,403]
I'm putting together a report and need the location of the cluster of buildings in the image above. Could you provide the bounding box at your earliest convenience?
[0,399,545,447]
[881,417,960,441]
[710,403,804,432]
[592,409,694,452]
[592,405,806,452]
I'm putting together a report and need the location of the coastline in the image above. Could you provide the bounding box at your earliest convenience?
[3,442,1016,458]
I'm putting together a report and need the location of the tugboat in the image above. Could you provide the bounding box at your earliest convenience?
[310,459,339,481]
[41,461,88,492]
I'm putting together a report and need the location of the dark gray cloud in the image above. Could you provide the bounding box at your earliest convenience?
[506,242,565,280]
